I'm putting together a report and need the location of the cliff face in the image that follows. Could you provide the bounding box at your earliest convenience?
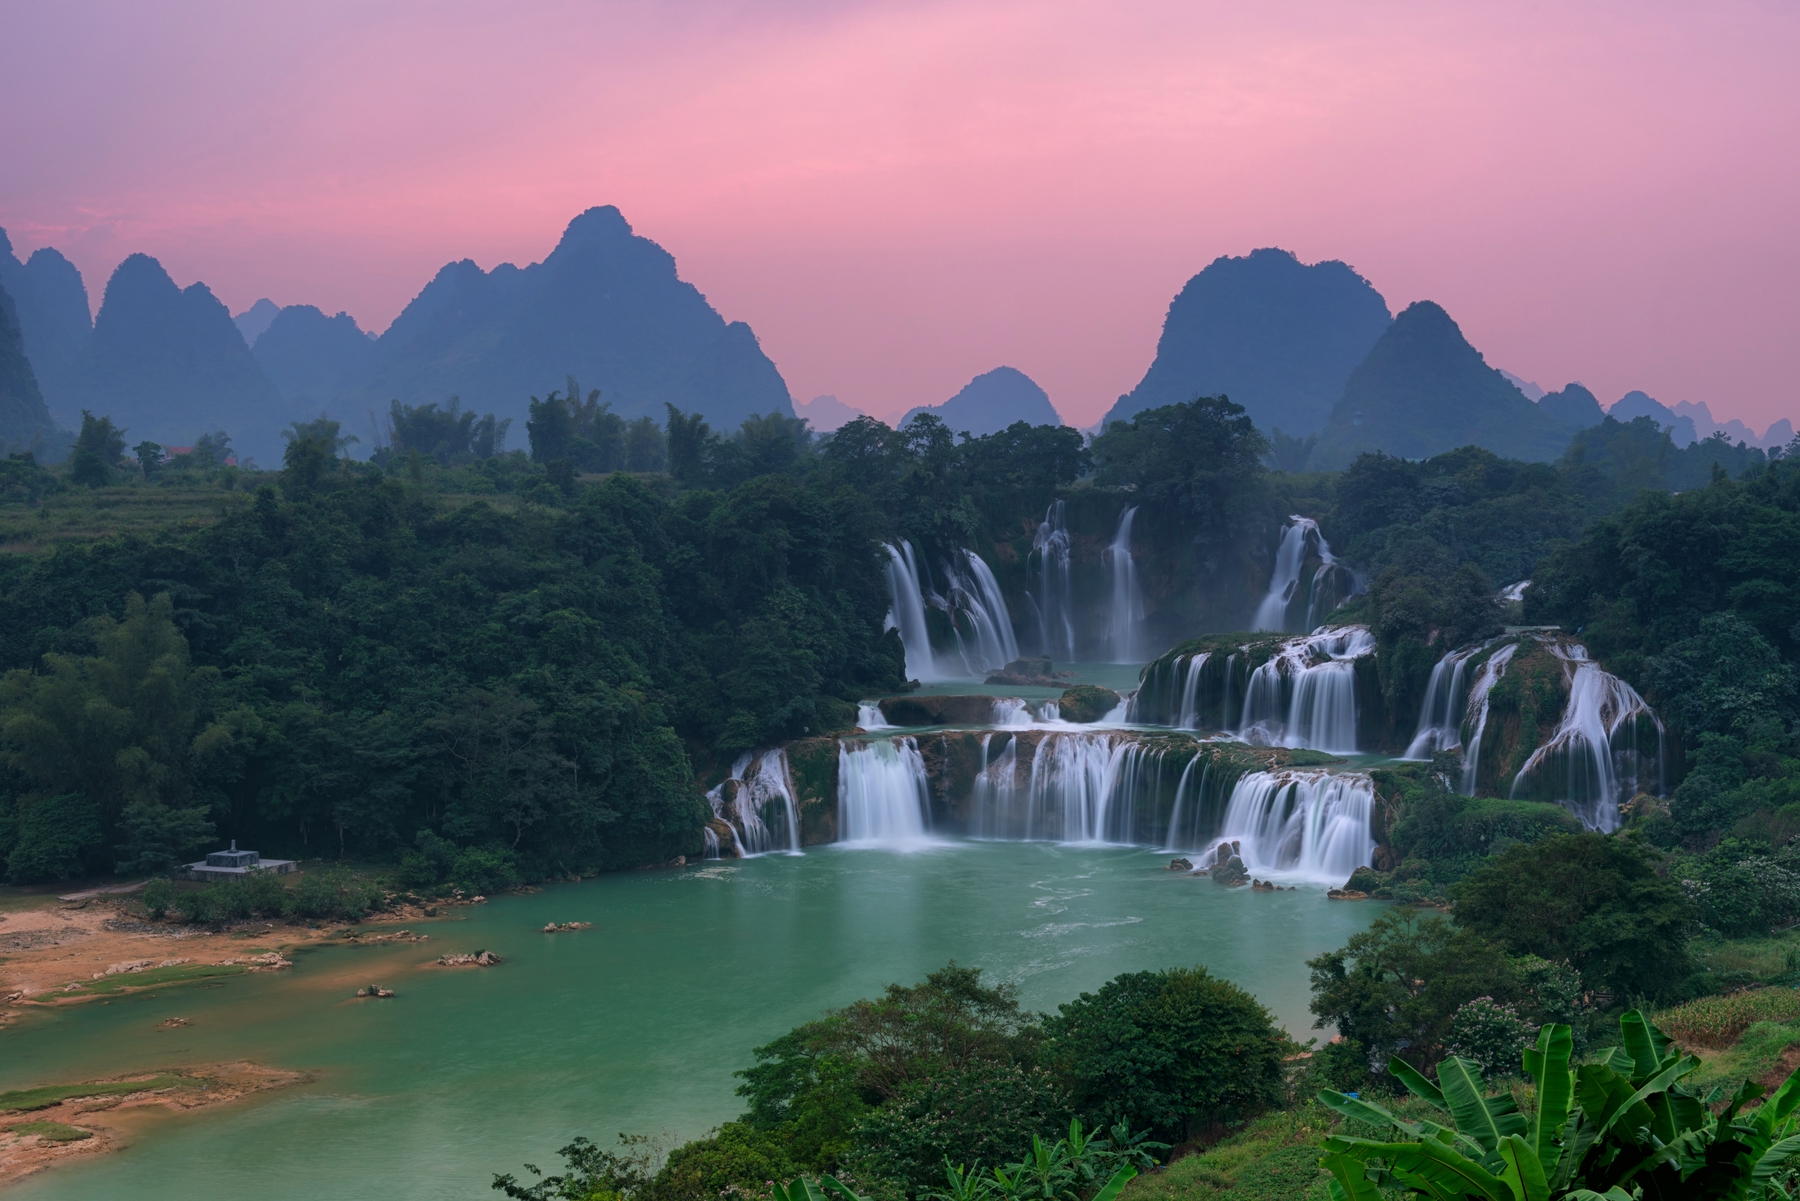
[1312,301,1582,467]
[1103,248,1392,436]
[252,305,374,406]
[0,276,60,452]
[343,205,793,431]
[0,229,92,425]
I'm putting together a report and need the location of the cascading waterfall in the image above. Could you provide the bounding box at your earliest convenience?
[1456,644,1515,794]
[1237,627,1374,753]
[1253,517,1322,631]
[971,732,1172,843]
[1510,644,1662,831]
[1104,507,1146,662]
[943,550,1019,676]
[1208,770,1375,883]
[1176,653,1210,729]
[702,827,720,859]
[837,738,935,848]
[1403,643,1485,759]
[706,750,802,855]
[857,702,894,730]
[1029,501,1076,662]
[883,542,941,682]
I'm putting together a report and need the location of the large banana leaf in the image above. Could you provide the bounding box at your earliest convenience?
[1495,1134,1550,1201]
[1616,1010,1674,1082]
[1439,1056,1528,1153]
[1325,1135,1512,1201]
[1320,1152,1386,1201]
[1391,1056,1450,1111]
[1523,1025,1573,1175]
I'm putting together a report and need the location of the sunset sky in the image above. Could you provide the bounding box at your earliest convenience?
[2,0,1796,429]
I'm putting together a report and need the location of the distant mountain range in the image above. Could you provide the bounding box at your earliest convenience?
[0,274,59,453]
[902,366,1062,435]
[0,207,792,463]
[792,394,864,433]
[1101,248,1392,436]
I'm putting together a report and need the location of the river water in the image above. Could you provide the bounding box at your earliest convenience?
[4,842,1379,1200]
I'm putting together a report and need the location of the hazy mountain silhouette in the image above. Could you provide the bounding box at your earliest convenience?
[76,253,288,457]
[252,305,375,409]
[0,275,60,452]
[1499,370,1546,401]
[1312,301,1581,467]
[1537,382,1605,430]
[1610,390,1697,447]
[0,228,93,424]
[794,394,863,433]
[901,366,1061,435]
[344,206,792,429]
[233,298,281,346]
[1101,248,1392,436]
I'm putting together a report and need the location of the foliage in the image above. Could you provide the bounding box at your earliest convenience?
[1450,833,1695,1002]
[1116,1105,1336,1201]
[1444,998,1532,1083]
[382,397,512,468]
[1652,989,1800,1049]
[646,1123,795,1201]
[69,411,126,488]
[1089,397,1266,564]
[494,1133,660,1201]
[1673,839,1800,936]
[850,1064,1074,1192]
[1042,966,1289,1141]
[1308,910,1520,1079]
[141,875,172,918]
[1317,1013,1800,1200]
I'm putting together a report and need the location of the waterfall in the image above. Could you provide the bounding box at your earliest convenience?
[944,550,1019,675]
[1210,770,1375,883]
[967,732,1172,843]
[857,702,894,730]
[1403,643,1484,759]
[837,738,935,848]
[1236,627,1374,753]
[1029,501,1076,662]
[1252,516,1351,633]
[1164,754,1213,850]
[1509,644,1662,831]
[1177,653,1209,729]
[705,751,802,855]
[991,698,1033,727]
[883,542,942,682]
[1459,644,1516,795]
[702,827,720,859]
[1104,507,1146,662]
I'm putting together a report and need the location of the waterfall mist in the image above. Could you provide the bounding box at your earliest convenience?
[1029,501,1076,662]
[1103,506,1146,663]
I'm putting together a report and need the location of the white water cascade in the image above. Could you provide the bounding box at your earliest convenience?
[857,702,894,730]
[1237,627,1374,753]
[944,550,1019,675]
[1510,644,1662,831]
[1209,770,1376,883]
[883,542,942,682]
[971,732,1172,843]
[1029,501,1076,661]
[1459,644,1516,795]
[706,750,802,855]
[837,738,935,848]
[1176,653,1209,728]
[1252,517,1333,632]
[1404,643,1485,759]
[1104,507,1146,662]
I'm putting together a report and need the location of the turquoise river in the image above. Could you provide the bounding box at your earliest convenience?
[3,841,1382,1200]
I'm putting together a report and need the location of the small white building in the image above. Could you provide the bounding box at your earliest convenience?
[185,840,297,882]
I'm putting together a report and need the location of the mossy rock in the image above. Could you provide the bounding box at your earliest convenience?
[1057,685,1121,724]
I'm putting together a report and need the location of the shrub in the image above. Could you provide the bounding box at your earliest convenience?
[1445,996,1533,1081]
[1654,988,1800,1048]
[849,1061,1074,1190]
[646,1122,795,1201]
[292,868,384,921]
[1043,966,1288,1141]
[141,877,173,920]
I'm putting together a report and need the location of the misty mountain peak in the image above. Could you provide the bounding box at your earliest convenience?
[555,205,634,253]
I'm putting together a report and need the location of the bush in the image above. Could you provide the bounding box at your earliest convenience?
[1445,997,1532,1081]
[292,868,384,921]
[141,877,172,920]
[646,1122,794,1201]
[1654,988,1800,1048]
[848,1061,1074,1190]
[1043,967,1289,1141]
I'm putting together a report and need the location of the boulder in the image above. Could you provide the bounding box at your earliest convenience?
[1057,685,1122,724]
[1167,858,1193,872]
[1211,855,1249,887]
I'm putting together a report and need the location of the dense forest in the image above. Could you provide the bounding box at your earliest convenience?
[0,386,1795,896]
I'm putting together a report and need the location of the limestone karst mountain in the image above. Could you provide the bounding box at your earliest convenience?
[341,205,792,430]
[1536,382,1605,431]
[251,305,375,409]
[900,366,1062,435]
[233,298,281,347]
[76,253,287,456]
[0,228,93,425]
[0,275,61,453]
[1311,301,1583,467]
[1101,248,1392,436]
[793,394,863,433]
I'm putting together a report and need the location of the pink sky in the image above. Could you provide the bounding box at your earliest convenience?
[2,0,1796,430]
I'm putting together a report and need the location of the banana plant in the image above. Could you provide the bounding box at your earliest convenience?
[1315,1010,1800,1200]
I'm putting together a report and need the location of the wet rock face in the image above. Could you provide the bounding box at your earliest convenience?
[1211,855,1249,887]
[1057,685,1121,724]
[878,695,998,726]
